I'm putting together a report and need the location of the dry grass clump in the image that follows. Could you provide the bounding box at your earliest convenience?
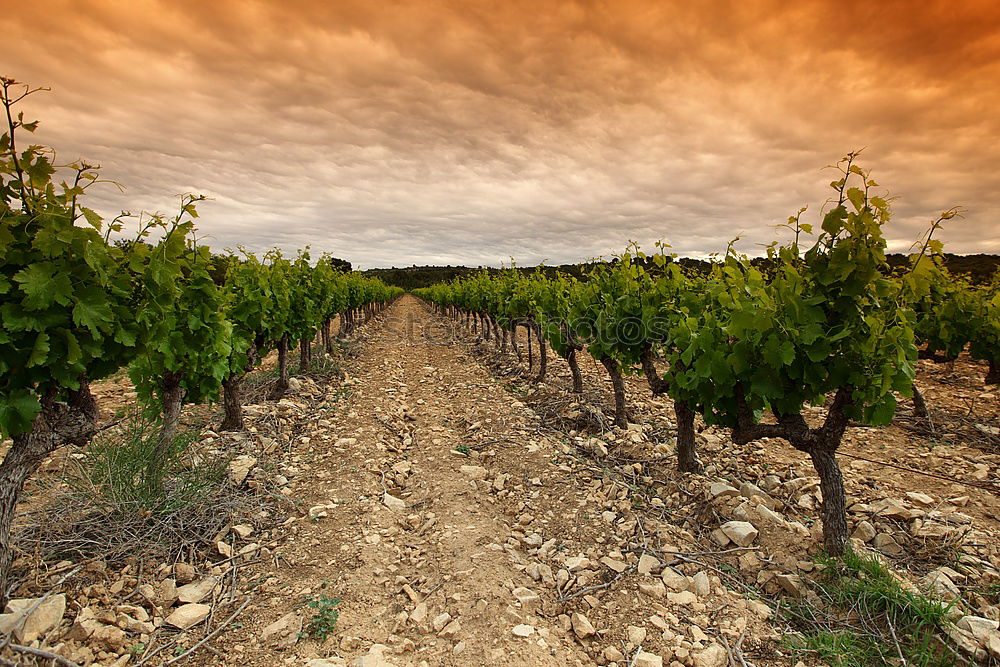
[11,406,284,588]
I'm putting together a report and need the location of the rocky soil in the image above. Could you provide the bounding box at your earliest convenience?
[2,295,999,666]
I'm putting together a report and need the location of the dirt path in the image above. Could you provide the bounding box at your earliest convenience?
[204,295,608,666]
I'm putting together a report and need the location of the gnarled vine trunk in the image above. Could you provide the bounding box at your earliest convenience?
[534,322,547,382]
[599,356,627,428]
[482,313,492,343]
[567,348,584,393]
[0,382,97,604]
[732,386,853,555]
[911,384,929,419]
[150,371,185,485]
[270,335,290,399]
[640,349,703,473]
[220,375,244,432]
[640,347,668,396]
[299,335,311,372]
[322,318,334,354]
[674,399,702,473]
[492,316,502,349]
[526,323,533,372]
[810,448,848,555]
[220,342,257,432]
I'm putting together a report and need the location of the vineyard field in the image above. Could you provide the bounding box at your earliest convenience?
[1,295,995,667]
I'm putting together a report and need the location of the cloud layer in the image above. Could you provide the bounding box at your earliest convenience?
[4,0,999,267]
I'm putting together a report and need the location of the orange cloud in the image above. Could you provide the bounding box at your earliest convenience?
[3,0,998,265]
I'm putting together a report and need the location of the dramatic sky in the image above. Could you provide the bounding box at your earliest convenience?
[4,1,999,267]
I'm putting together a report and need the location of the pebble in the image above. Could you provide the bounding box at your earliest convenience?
[512,624,535,638]
[571,612,596,638]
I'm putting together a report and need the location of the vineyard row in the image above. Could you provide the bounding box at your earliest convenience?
[415,152,999,559]
[0,79,402,601]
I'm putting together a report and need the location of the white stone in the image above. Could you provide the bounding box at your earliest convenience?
[692,643,728,667]
[775,574,807,597]
[851,520,876,542]
[691,571,711,597]
[923,569,961,600]
[667,590,697,605]
[512,624,535,638]
[571,612,596,638]
[232,524,254,538]
[261,611,302,647]
[708,483,739,499]
[957,616,1000,644]
[600,556,628,573]
[906,492,935,506]
[227,455,257,485]
[176,577,217,604]
[637,553,660,575]
[720,521,758,546]
[661,568,689,592]
[870,498,914,521]
[432,612,451,632]
[604,646,626,661]
[639,580,666,599]
[754,504,785,526]
[353,644,398,667]
[988,634,1000,660]
[382,492,406,512]
[634,650,663,667]
[1,594,66,642]
[165,603,210,630]
[512,587,540,611]
[627,625,647,645]
[459,465,488,480]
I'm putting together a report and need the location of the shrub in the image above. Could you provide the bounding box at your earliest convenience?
[70,404,225,513]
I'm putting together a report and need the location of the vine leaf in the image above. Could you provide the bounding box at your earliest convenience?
[12,262,73,309]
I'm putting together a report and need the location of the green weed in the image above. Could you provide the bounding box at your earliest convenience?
[70,404,225,513]
[783,548,957,667]
[302,594,341,641]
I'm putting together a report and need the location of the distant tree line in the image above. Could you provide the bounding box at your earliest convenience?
[363,264,595,290]
[366,253,1000,290]
[885,253,998,284]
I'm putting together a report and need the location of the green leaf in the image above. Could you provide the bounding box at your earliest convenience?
[866,394,897,426]
[27,332,50,366]
[63,330,82,364]
[25,153,55,188]
[72,291,114,333]
[846,187,865,211]
[0,389,41,437]
[12,262,73,309]
[821,206,847,235]
[779,341,795,365]
[81,207,103,230]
